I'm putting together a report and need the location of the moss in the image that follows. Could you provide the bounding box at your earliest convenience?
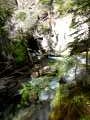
[9,41,27,64]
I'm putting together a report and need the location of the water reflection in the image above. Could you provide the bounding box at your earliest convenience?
[49,78,59,90]
[66,67,81,82]
[39,78,59,101]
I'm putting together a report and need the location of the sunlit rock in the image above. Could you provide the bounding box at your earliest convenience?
[16,0,39,9]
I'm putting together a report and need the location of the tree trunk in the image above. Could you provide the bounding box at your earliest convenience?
[86,25,90,74]
[75,64,77,81]
[86,48,88,74]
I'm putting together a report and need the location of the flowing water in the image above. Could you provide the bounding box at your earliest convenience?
[1,56,87,120]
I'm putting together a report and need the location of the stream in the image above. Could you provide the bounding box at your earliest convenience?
[0,77,59,120]
[0,56,87,120]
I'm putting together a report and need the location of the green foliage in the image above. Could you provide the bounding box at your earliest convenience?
[39,0,50,4]
[37,24,50,35]
[72,0,90,15]
[0,0,13,56]
[16,12,27,21]
[55,0,74,15]
[14,43,26,63]
[48,56,76,77]
[68,0,90,55]
[0,8,11,27]
[19,76,51,105]
[72,95,87,106]
[39,0,54,5]
[20,83,39,105]
[39,0,74,15]
[9,40,27,64]
[51,85,68,108]
[50,83,90,120]
[80,116,90,120]
[51,86,61,111]
[0,0,13,34]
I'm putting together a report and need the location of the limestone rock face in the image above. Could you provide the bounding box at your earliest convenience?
[17,0,38,9]
[8,0,40,37]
